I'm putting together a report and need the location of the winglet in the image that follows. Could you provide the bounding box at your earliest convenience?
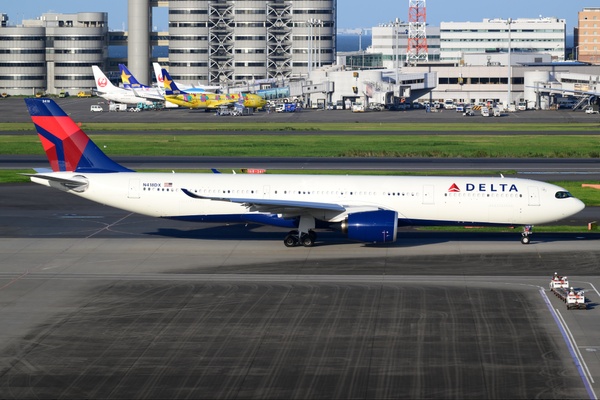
[24,98,133,173]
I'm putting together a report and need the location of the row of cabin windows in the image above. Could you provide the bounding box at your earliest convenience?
[143,187,524,199]
[143,187,177,192]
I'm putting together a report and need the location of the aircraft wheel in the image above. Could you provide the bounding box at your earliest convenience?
[301,233,315,247]
[521,236,531,245]
[284,234,298,247]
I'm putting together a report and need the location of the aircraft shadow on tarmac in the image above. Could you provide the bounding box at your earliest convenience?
[147,224,600,248]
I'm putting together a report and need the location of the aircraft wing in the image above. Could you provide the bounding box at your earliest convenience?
[181,188,351,213]
[130,87,164,102]
[206,99,237,109]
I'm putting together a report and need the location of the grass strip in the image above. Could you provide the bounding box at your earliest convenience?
[2,134,600,158]
[2,121,600,132]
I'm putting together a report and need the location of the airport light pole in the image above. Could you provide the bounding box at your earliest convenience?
[394,20,400,86]
[358,28,364,69]
[317,19,322,68]
[307,19,313,76]
[307,18,321,74]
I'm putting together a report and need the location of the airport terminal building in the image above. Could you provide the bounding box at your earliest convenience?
[0,0,337,95]
[0,12,108,96]
[0,2,599,110]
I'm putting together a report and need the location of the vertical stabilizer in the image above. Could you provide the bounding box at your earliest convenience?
[161,68,182,95]
[24,98,133,173]
[153,62,164,86]
[92,65,117,93]
[119,64,148,88]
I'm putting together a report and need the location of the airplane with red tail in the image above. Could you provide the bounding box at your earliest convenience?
[23,98,585,247]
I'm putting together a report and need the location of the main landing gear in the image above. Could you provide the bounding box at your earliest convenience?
[284,215,317,247]
[284,230,317,247]
[521,225,533,245]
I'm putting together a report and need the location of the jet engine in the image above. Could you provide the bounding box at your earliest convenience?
[341,210,398,243]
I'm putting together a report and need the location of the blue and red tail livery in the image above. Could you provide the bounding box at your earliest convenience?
[24,98,132,173]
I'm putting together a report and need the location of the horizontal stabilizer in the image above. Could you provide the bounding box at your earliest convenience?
[23,173,89,190]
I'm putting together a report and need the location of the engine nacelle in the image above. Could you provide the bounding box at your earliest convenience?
[341,210,398,243]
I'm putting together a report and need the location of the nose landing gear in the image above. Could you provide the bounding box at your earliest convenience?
[521,225,533,244]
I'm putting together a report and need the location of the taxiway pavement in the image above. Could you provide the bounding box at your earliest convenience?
[1,184,600,399]
[2,97,600,398]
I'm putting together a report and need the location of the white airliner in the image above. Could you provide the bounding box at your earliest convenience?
[92,65,155,105]
[152,62,222,93]
[24,98,585,247]
[118,64,165,101]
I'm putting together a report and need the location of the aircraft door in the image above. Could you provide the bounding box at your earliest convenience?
[527,186,540,206]
[128,179,140,199]
[263,185,270,199]
[422,185,434,205]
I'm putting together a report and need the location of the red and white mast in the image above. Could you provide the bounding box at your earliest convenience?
[407,0,429,64]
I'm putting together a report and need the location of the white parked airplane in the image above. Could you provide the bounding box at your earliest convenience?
[24,98,585,247]
[92,65,155,106]
[118,64,165,101]
[152,62,222,93]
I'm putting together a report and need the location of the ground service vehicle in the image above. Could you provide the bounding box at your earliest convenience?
[549,273,587,310]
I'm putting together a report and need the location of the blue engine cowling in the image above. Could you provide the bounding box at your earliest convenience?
[341,210,398,243]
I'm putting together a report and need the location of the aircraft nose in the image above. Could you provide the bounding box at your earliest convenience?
[568,198,586,217]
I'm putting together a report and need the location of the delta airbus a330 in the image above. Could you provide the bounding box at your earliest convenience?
[24,98,584,247]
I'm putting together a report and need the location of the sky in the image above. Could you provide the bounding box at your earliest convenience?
[1,0,598,32]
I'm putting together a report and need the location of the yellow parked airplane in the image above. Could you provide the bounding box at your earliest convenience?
[162,69,266,110]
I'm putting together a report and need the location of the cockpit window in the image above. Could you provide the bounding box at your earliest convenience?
[555,191,573,199]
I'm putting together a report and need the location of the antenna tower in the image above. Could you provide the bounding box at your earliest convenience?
[407,0,428,64]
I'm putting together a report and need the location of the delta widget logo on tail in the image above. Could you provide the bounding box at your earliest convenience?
[448,183,519,193]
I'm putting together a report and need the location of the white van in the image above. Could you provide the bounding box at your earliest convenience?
[443,99,455,109]
[90,105,103,112]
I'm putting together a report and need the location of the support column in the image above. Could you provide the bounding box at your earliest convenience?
[128,0,151,85]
